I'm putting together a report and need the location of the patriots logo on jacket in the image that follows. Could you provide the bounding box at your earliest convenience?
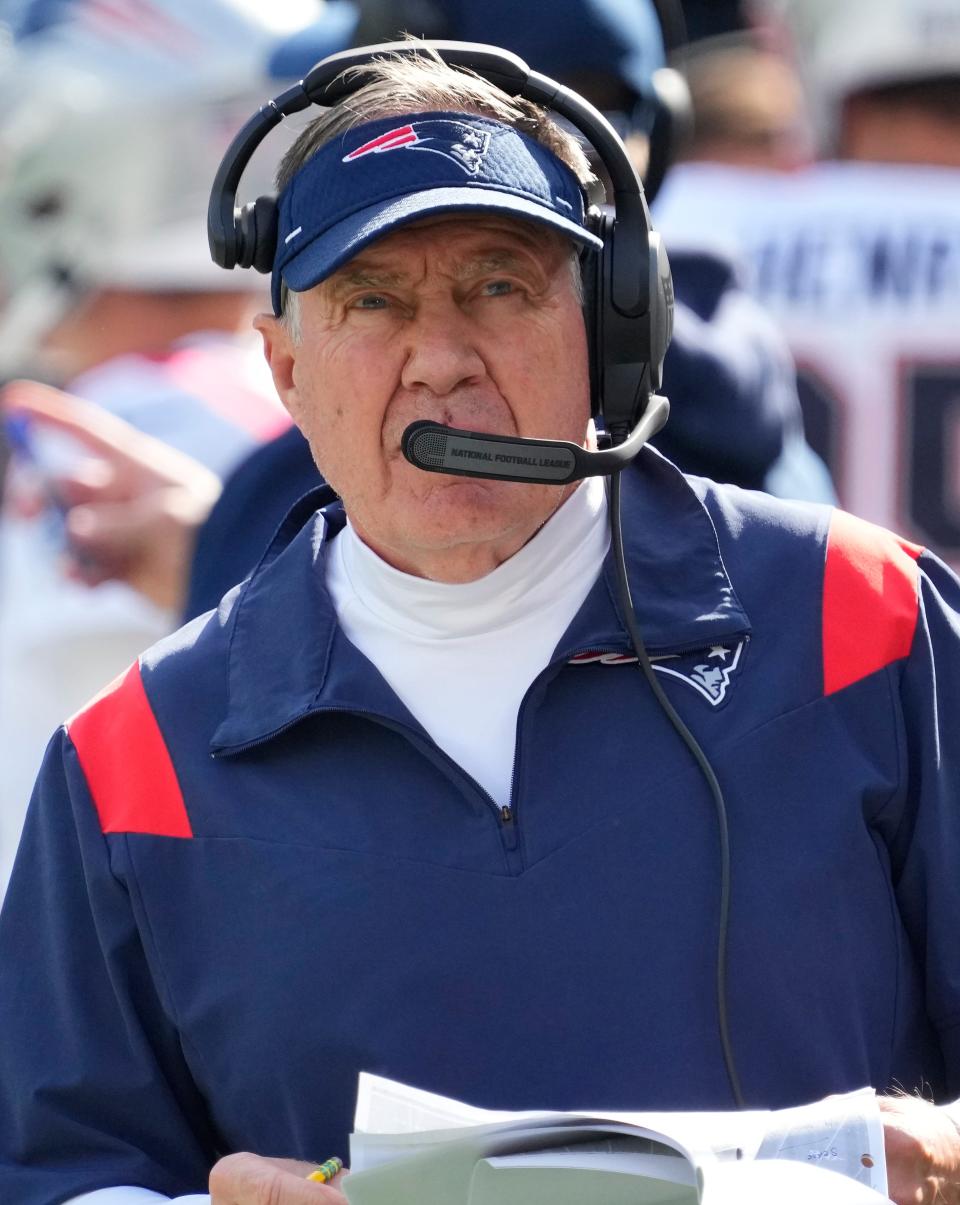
[570,640,747,706]
[660,641,746,705]
[342,120,491,175]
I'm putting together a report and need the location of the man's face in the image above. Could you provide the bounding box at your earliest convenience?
[256,215,592,580]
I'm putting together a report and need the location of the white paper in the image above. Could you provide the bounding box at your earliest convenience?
[345,1074,890,1205]
[700,1158,892,1205]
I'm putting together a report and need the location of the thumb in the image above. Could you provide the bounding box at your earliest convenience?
[209,1152,349,1204]
[64,488,203,611]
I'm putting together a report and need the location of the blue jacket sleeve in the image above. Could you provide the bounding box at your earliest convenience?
[879,550,960,1098]
[654,247,835,504]
[655,249,790,489]
[0,728,217,1203]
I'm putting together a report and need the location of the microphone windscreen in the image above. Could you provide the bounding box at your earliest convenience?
[406,425,450,469]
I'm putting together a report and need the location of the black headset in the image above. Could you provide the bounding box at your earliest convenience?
[208,39,673,465]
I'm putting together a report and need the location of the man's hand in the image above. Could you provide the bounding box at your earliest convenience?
[209,1152,348,1204]
[2,380,221,613]
[881,1094,960,1204]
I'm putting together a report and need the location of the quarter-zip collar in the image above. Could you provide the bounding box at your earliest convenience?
[210,449,750,754]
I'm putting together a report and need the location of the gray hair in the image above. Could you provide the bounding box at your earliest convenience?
[281,287,303,342]
[276,44,594,193]
[276,40,595,333]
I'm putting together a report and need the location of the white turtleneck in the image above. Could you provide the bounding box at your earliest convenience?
[326,477,610,806]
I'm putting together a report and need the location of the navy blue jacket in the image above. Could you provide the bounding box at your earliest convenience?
[1,452,958,1202]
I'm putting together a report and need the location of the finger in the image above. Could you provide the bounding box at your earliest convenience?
[209,1152,349,1204]
[64,500,158,585]
[880,1096,960,1205]
[3,380,188,479]
[2,380,148,460]
[4,381,225,503]
[46,459,120,508]
[62,552,116,590]
[63,485,209,609]
[3,473,48,518]
[61,510,132,584]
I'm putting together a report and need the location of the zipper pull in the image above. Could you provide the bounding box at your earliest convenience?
[500,805,513,825]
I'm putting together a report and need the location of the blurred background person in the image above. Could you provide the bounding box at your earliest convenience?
[656,0,960,572]
[673,31,812,171]
[0,0,359,898]
[672,0,812,171]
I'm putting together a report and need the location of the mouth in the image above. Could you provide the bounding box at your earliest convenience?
[385,390,518,449]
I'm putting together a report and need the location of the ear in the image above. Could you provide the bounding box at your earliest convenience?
[253,312,300,420]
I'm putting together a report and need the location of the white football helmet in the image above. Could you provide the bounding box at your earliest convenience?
[759,0,960,149]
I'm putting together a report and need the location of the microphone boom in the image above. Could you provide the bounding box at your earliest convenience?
[402,394,669,485]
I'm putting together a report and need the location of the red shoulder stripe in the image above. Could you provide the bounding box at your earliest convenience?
[822,509,923,696]
[67,662,193,838]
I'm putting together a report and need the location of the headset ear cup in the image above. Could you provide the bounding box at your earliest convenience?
[235,202,258,270]
[236,196,278,274]
[251,196,278,274]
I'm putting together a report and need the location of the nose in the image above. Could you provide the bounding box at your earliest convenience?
[399,302,487,397]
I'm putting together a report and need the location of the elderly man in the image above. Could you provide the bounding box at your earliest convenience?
[1,42,960,1205]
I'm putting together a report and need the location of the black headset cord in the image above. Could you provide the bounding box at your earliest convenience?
[608,459,746,1110]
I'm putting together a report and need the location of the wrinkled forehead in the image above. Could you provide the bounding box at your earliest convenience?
[326,212,577,278]
[313,219,575,308]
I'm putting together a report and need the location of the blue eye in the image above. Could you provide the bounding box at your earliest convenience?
[482,280,514,296]
[354,294,389,309]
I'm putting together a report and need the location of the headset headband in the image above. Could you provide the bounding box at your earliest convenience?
[207,39,673,436]
[210,41,650,312]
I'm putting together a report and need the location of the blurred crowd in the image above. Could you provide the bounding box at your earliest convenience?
[0,0,958,897]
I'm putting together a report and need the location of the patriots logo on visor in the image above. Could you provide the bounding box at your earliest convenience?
[342,120,491,175]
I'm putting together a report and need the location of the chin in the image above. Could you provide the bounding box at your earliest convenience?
[412,477,558,542]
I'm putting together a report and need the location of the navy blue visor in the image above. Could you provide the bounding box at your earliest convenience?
[272,110,602,314]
